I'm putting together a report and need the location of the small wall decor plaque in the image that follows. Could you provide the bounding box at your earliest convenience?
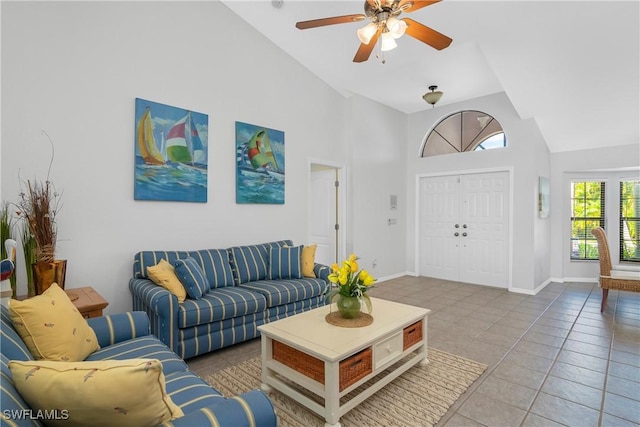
[235,121,285,204]
[538,176,550,218]
[134,98,208,203]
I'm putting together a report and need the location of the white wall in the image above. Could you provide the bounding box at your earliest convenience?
[345,95,408,279]
[1,1,352,313]
[406,92,550,293]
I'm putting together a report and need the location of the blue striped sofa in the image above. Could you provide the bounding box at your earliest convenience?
[0,305,276,427]
[129,240,331,359]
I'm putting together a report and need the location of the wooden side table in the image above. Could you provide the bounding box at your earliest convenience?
[66,287,109,318]
[16,286,108,318]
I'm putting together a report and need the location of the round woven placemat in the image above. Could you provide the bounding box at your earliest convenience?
[325,312,373,328]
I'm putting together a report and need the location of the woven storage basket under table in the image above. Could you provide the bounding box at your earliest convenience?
[338,347,373,391]
[272,340,374,391]
[272,340,325,383]
[403,320,423,350]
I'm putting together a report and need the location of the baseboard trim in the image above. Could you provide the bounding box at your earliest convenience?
[554,277,599,284]
[510,279,552,295]
[376,272,412,283]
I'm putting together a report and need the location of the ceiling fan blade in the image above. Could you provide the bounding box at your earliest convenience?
[367,0,382,10]
[296,14,366,30]
[353,28,382,63]
[403,18,452,50]
[399,0,441,13]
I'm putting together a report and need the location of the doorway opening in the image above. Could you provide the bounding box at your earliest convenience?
[309,162,346,266]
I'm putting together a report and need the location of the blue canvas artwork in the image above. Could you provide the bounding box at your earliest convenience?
[134,98,208,202]
[235,121,285,204]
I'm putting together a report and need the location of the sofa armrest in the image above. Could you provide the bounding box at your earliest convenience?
[165,390,277,427]
[129,278,180,354]
[87,311,150,348]
[314,263,331,283]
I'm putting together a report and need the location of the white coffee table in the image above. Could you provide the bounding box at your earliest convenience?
[258,298,430,427]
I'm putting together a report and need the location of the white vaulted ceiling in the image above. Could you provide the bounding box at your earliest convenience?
[222,0,639,153]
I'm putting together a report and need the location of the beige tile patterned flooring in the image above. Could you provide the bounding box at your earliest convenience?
[187,276,640,427]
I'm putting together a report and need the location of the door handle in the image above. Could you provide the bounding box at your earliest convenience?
[462,232,467,237]
[454,232,459,237]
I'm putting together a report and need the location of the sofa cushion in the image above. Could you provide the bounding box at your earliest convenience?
[147,259,187,303]
[85,335,188,376]
[174,257,208,300]
[268,245,303,280]
[134,249,235,290]
[9,358,183,427]
[189,249,235,289]
[302,244,317,278]
[228,240,292,285]
[9,283,100,361]
[1,306,33,362]
[239,277,328,307]
[178,287,267,328]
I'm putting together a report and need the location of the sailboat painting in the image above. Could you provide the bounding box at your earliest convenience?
[134,98,208,202]
[235,121,285,204]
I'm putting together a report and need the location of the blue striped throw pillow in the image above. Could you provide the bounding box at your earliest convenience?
[268,246,303,280]
[174,257,209,299]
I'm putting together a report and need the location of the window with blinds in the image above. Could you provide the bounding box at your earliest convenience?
[570,181,605,260]
[620,180,640,263]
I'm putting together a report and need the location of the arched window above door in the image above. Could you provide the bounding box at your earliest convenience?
[420,110,507,157]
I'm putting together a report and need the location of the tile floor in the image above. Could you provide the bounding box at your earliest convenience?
[187,276,640,427]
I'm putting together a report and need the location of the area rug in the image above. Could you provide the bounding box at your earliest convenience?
[206,348,487,427]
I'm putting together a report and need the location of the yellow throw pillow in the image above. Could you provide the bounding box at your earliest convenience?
[9,358,184,427]
[147,259,187,303]
[9,283,99,361]
[302,244,317,278]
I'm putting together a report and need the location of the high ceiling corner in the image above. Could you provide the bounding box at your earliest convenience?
[222,0,640,153]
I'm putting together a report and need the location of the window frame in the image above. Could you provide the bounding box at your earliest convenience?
[420,110,507,158]
[570,180,605,261]
[619,179,640,263]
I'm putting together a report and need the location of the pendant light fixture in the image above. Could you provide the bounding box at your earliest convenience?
[423,85,443,107]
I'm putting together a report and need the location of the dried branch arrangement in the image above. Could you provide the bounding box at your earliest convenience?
[15,131,62,264]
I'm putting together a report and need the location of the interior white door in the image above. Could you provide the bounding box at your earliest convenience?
[310,168,337,266]
[419,171,509,288]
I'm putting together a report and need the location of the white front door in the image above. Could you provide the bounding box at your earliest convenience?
[310,168,338,266]
[459,171,509,287]
[419,175,461,281]
[419,171,510,288]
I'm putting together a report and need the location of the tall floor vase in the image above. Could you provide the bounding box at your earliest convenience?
[32,260,67,295]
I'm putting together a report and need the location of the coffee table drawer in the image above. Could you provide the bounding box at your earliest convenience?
[373,331,403,369]
[339,347,372,391]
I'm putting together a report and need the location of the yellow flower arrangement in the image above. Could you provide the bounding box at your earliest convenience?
[326,254,376,315]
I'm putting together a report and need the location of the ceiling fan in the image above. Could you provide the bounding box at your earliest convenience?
[295,0,452,63]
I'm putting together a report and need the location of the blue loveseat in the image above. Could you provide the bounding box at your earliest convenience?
[129,240,330,359]
[0,305,277,427]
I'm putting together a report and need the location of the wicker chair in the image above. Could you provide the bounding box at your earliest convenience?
[591,227,640,312]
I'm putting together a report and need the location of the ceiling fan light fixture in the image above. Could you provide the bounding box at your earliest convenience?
[386,17,407,39]
[357,22,378,44]
[423,85,443,107]
[380,30,398,51]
